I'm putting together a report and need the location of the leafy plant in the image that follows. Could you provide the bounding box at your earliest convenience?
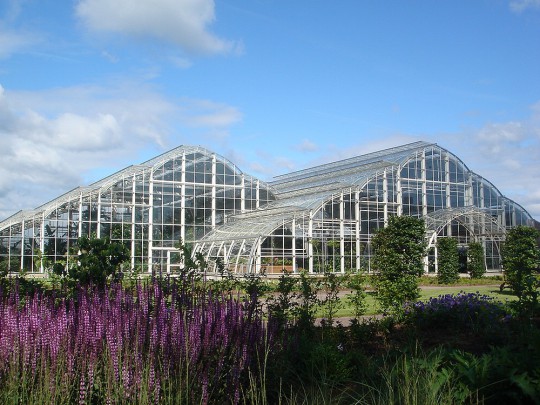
[501,226,540,317]
[319,269,344,326]
[467,241,486,279]
[293,270,321,332]
[266,271,298,330]
[174,238,207,280]
[368,348,469,405]
[447,347,540,404]
[437,237,459,284]
[241,272,270,320]
[53,235,129,287]
[371,216,427,315]
[346,271,368,319]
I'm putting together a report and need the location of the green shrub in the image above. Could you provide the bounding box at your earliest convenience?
[371,216,427,315]
[53,236,129,288]
[292,271,321,332]
[346,271,368,319]
[266,271,298,330]
[502,226,540,317]
[467,242,486,279]
[437,237,459,284]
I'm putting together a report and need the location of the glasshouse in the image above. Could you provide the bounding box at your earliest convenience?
[0,141,535,275]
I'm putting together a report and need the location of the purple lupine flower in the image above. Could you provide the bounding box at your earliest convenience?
[79,373,87,405]
[0,277,282,404]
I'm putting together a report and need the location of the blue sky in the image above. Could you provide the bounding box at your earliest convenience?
[1,0,540,220]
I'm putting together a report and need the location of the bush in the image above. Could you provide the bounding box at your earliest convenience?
[346,271,368,319]
[266,271,298,330]
[467,242,486,279]
[437,237,459,284]
[371,216,427,315]
[292,271,321,332]
[405,292,509,333]
[53,236,129,288]
[502,226,540,317]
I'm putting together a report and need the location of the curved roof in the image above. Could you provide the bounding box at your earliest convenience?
[200,206,305,242]
[198,141,532,245]
[424,206,507,238]
[1,141,533,241]
[0,145,270,232]
[269,141,433,199]
[271,140,433,186]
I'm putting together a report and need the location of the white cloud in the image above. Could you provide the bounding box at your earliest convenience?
[0,27,38,58]
[292,121,540,221]
[170,55,193,69]
[296,139,318,152]
[0,83,243,220]
[439,103,540,220]
[510,0,540,12]
[0,0,42,58]
[75,0,239,55]
[304,134,420,167]
[177,99,242,128]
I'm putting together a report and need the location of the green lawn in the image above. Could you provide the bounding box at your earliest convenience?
[327,284,517,318]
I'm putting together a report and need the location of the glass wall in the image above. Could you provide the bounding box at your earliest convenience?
[0,146,276,273]
[198,144,534,274]
[0,142,534,275]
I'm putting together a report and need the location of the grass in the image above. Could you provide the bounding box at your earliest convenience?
[417,275,504,286]
[324,284,517,318]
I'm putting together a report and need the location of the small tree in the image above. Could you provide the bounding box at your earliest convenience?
[266,271,298,330]
[437,237,459,284]
[467,241,486,279]
[346,270,368,319]
[371,216,427,314]
[54,236,129,287]
[292,270,321,332]
[501,226,540,315]
[174,238,207,279]
[319,269,344,326]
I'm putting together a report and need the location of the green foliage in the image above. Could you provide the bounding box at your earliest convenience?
[266,271,298,330]
[447,346,540,404]
[299,340,353,387]
[241,272,271,320]
[369,349,469,405]
[174,238,207,278]
[0,257,20,274]
[346,271,368,319]
[209,265,238,295]
[467,241,486,279]
[371,216,427,314]
[0,260,9,290]
[319,270,344,326]
[436,237,459,284]
[502,226,540,316]
[293,271,321,332]
[53,236,129,287]
[241,272,271,298]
